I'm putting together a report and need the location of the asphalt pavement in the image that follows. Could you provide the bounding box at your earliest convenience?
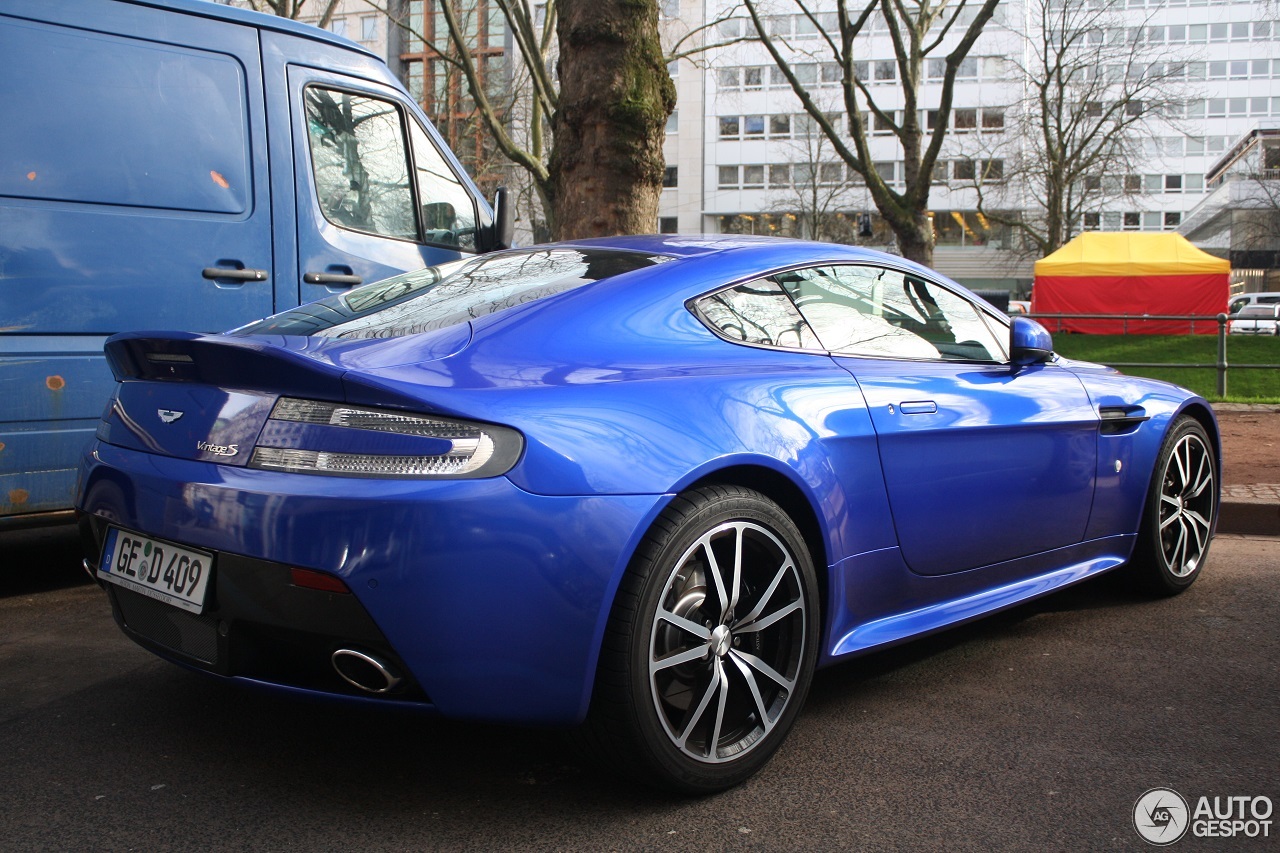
[0,526,1275,851]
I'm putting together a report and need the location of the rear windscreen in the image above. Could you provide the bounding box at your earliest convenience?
[230,248,671,339]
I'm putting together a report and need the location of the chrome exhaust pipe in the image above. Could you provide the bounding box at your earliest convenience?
[331,648,403,694]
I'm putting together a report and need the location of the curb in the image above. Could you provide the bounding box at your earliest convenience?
[1219,498,1280,536]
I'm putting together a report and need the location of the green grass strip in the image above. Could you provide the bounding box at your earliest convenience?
[1050,334,1280,402]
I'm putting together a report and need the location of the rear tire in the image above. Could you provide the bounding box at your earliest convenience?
[578,485,819,794]
[1124,416,1217,596]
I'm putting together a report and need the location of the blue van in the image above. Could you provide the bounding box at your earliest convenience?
[0,0,509,526]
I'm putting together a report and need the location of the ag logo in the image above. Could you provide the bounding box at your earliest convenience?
[1134,788,1190,846]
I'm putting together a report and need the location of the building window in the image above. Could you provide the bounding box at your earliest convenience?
[819,162,844,185]
[719,116,740,139]
[330,18,348,38]
[1123,212,1141,230]
[1164,212,1181,229]
[981,108,1004,130]
[659,216,678,234]
[663,166,678,188]
[718,166,738,189]
[665,110,678,134]
[361,16,378,42]
[954,108,977,132]
[1084,212,1101,230]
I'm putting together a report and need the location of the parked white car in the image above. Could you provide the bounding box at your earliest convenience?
[1228,304,1280,335]
[1228,292,1280,315]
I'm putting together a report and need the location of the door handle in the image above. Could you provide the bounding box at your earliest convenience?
[898,400,938,415]
[202,266,268,282]
[304,272,363,286]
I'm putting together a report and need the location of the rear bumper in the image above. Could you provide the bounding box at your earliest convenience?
[78,440,666,725]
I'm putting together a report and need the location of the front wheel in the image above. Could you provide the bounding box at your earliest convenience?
[579,485,819,793]
[1124,416,1217,595]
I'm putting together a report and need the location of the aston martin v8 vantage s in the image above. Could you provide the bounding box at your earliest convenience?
[77,236,1219,793]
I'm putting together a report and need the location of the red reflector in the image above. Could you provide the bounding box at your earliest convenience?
[290,568,351,594]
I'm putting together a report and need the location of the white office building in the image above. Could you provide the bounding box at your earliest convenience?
[660,0,1280,291]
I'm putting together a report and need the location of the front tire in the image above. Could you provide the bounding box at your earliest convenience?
[1125,416,1217,596]
[579,485,819,793]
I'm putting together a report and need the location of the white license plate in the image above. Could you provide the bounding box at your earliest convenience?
[98,527,213,614]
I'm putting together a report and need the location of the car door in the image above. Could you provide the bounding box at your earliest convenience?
[285,66,489,306]
[778,264,1099,576]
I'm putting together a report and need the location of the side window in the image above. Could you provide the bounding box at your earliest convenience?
[408,122,480,251]
[304,87,416,239]
[778,265,1004,361]
[695,279,822,350]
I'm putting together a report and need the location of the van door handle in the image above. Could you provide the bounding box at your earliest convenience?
[202,266,268,282]
[304,272,363,286]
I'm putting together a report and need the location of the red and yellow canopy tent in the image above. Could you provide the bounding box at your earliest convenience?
[1031,232,1229,334]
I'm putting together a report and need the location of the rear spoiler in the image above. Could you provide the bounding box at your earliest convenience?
[104,331,347,399]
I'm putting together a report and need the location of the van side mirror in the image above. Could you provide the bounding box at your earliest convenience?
[480,186,514,252]
[1010,316,1054,366]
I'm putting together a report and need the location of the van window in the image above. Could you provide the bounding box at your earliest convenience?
[0,21,249,214]
[407,122,480,250]
[303,86,479,250]
[304,87,417,239]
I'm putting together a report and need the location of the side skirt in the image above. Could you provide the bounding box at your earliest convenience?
[825,538,1133,661]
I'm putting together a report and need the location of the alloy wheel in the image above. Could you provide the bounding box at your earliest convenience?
[647,520,807,763]
[1157,431,1215,577]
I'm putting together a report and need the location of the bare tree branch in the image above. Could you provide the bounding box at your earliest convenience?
[742,0,1001,264]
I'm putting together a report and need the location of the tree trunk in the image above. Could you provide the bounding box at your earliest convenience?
[897,212,934,268]
[549,0,675,240]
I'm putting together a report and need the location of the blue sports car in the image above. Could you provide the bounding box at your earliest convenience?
[78,236,1219,792]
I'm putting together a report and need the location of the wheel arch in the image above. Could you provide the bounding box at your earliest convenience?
[681,464,832,638]
[1176,401,1222,473]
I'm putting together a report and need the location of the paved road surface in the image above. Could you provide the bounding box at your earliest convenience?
[1,526,1275,851]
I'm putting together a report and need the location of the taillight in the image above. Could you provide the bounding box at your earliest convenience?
[248,397,523,479]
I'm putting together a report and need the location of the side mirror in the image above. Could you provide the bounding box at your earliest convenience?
[1010,316,1054,366]
[480,186,514,252]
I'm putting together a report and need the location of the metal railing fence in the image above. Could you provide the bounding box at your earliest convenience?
[1027,312,1279,397]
